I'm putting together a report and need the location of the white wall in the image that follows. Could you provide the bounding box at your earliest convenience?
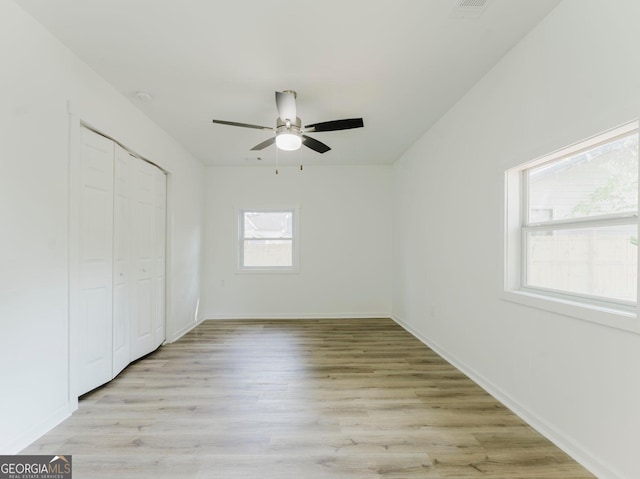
[0,0,205,453]
[392,1,640,478]
[204,165,392,319]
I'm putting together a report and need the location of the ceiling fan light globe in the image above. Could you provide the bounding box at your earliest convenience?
[276,133,302,151]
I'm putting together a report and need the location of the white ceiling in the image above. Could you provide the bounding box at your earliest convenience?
[14,0,560,166]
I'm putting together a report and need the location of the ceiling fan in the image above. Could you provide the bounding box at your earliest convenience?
[211,90,364,154]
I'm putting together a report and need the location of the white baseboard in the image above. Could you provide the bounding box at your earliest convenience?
[391,314,624,479]
[2,403,73,454]
[165,316,205,343]
[205,312,391,320]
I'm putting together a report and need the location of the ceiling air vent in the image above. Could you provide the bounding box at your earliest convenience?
[457,0,488,8]
[452,0,491,18]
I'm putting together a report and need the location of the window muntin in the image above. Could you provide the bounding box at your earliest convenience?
[239,209,298,271]
[520,123,639,308]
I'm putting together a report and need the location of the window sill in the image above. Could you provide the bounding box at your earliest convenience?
[237,268,300,275]
[501,289,639,334]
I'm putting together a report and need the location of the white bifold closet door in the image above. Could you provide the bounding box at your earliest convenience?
[77,127,166,396]
[153,170,167,349]
[129,158,166,361]
[77,128,115,395]
[112,144,132,376]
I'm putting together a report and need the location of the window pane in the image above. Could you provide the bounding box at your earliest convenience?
[527,133,638,223]
[526,224,638,302]
[244,211,293,239]
[243,239,292,267]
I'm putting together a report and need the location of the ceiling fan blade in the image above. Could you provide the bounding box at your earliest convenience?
[305,118,364,132]
[212,119,273,131]
[302,135,331,154]
[250,137,276,151]
[275,91,297,122]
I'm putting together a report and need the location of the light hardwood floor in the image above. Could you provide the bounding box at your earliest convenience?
[23,318,595,478]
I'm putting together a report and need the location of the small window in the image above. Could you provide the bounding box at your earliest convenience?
[505,121,639,327]
[238,208,299,272]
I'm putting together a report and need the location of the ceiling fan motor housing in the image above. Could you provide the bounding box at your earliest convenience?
[276,116,303,139]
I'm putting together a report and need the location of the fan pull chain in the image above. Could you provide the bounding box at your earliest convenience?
[275,143,279,175]
[299,146,303,171]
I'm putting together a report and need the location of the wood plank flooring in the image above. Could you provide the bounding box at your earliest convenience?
[22,318,595,478]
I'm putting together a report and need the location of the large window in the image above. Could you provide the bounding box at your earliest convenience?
[238,208,299,272]
[505,122,639,328]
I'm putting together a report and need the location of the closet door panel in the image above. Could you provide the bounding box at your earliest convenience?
[112,146,131,376]
[130,159,157,361]
[154,169,167,348]
[77,127,114,396]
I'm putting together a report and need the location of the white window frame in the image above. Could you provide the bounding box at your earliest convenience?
[237,206,300,274]
[503,121,640,334]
